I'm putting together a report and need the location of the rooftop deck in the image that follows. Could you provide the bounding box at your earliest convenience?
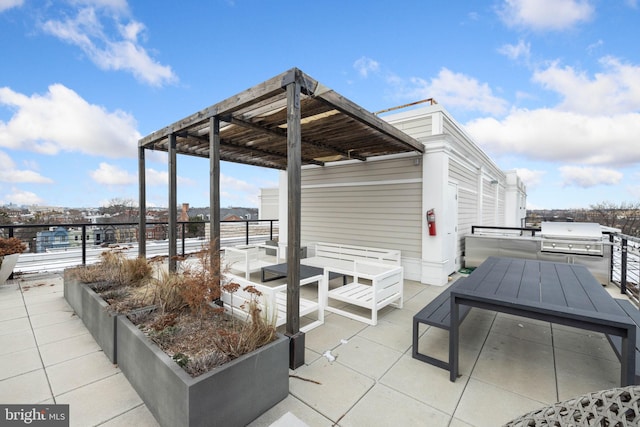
[0,270,629,427]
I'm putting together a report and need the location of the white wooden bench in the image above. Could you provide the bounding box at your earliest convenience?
[220,274,325,332]
[302,242,401,272]
[322,261,404,326]
[223,244,280,279]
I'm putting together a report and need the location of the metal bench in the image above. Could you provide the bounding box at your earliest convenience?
[412,278,472,370]
[609,298,640,384]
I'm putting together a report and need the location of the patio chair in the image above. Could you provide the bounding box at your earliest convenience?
[504,385,640,426]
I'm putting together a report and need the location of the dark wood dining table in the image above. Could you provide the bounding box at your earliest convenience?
[449,256,637,386]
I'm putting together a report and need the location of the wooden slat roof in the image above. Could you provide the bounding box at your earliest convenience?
[139,68,424,169]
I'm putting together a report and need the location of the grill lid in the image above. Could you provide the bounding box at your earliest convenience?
[540,222,603,241]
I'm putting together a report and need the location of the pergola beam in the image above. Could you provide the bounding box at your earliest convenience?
[226,116,366,162]
[315,90,425,154]
[210,117,221,275]
[138,146,146,258]
[168,133,177,272]
[286,72,304,370]
[139,69,298,147]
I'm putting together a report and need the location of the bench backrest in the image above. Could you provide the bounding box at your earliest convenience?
[313,242,401,265]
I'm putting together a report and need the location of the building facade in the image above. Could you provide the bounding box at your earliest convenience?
[273,104,526,286]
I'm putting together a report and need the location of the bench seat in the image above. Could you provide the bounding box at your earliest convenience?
[412,279,472,370]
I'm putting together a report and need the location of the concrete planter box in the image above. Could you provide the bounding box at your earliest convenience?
[63,273,119,363]
[0,253,20,285]
[62,270,290,427]
[117,316,289,427]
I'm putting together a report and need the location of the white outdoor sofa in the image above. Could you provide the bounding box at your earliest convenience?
[298,242,403,326]
[301,242,401,271]
[220,274,325,332]
[223,243,280,279]
[322,260,404,326]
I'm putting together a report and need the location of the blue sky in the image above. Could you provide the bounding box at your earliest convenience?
[1,0,639,210]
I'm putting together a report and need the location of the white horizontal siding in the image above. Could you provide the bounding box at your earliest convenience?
[301,158,422,259]
[302,157,420,185]
[482,178,497,224]
[385,114,433,140]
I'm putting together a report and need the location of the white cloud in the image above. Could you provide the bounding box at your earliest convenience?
[144,168,195,186]
[514,167,546,188]
[2,187,45,205]
[498,39,531,61]
[0,151,53,183]
[90,162,136,185]
[403,68,509,115]
[218,174,261,206]
[145,168,168,186]
[0,0,23,12]
[353,57,380,78]
[0,84,140,158]
[220,174,256,193]
[559,166,622,188]
[586,39,604,54]
[467,56,640,168]
[498,0,594,31]
[466,109,640,166]
[69,0,129,13]
[41,6,176,86]
[533,57,640,115]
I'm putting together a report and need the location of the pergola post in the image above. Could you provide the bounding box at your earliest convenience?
[168,133,177,272]
[210,117,221,280]
[286,73,304,369]
[138,146,146,258]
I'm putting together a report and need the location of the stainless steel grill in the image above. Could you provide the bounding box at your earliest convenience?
[465,222,613,284]
[539,222,604,256]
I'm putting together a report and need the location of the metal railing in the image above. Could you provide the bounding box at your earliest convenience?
[1,219,279,274]
[611,234,640,303]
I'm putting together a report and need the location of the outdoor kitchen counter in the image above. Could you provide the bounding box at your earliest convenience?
[449,256,636,386]
[464,224,614,284]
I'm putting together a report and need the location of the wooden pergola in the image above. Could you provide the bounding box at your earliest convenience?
[137,67,424,367]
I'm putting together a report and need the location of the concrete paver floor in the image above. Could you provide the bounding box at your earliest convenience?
[0,271,627,427]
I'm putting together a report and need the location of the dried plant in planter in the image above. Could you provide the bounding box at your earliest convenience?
[210,283,277,360]
[134,242,277,377]
[151,269,187,315]
[69,248,153,288]
[67,247,155,311]
[179,243,222,321]
[69,240,278,377]
[0,237,26,269]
